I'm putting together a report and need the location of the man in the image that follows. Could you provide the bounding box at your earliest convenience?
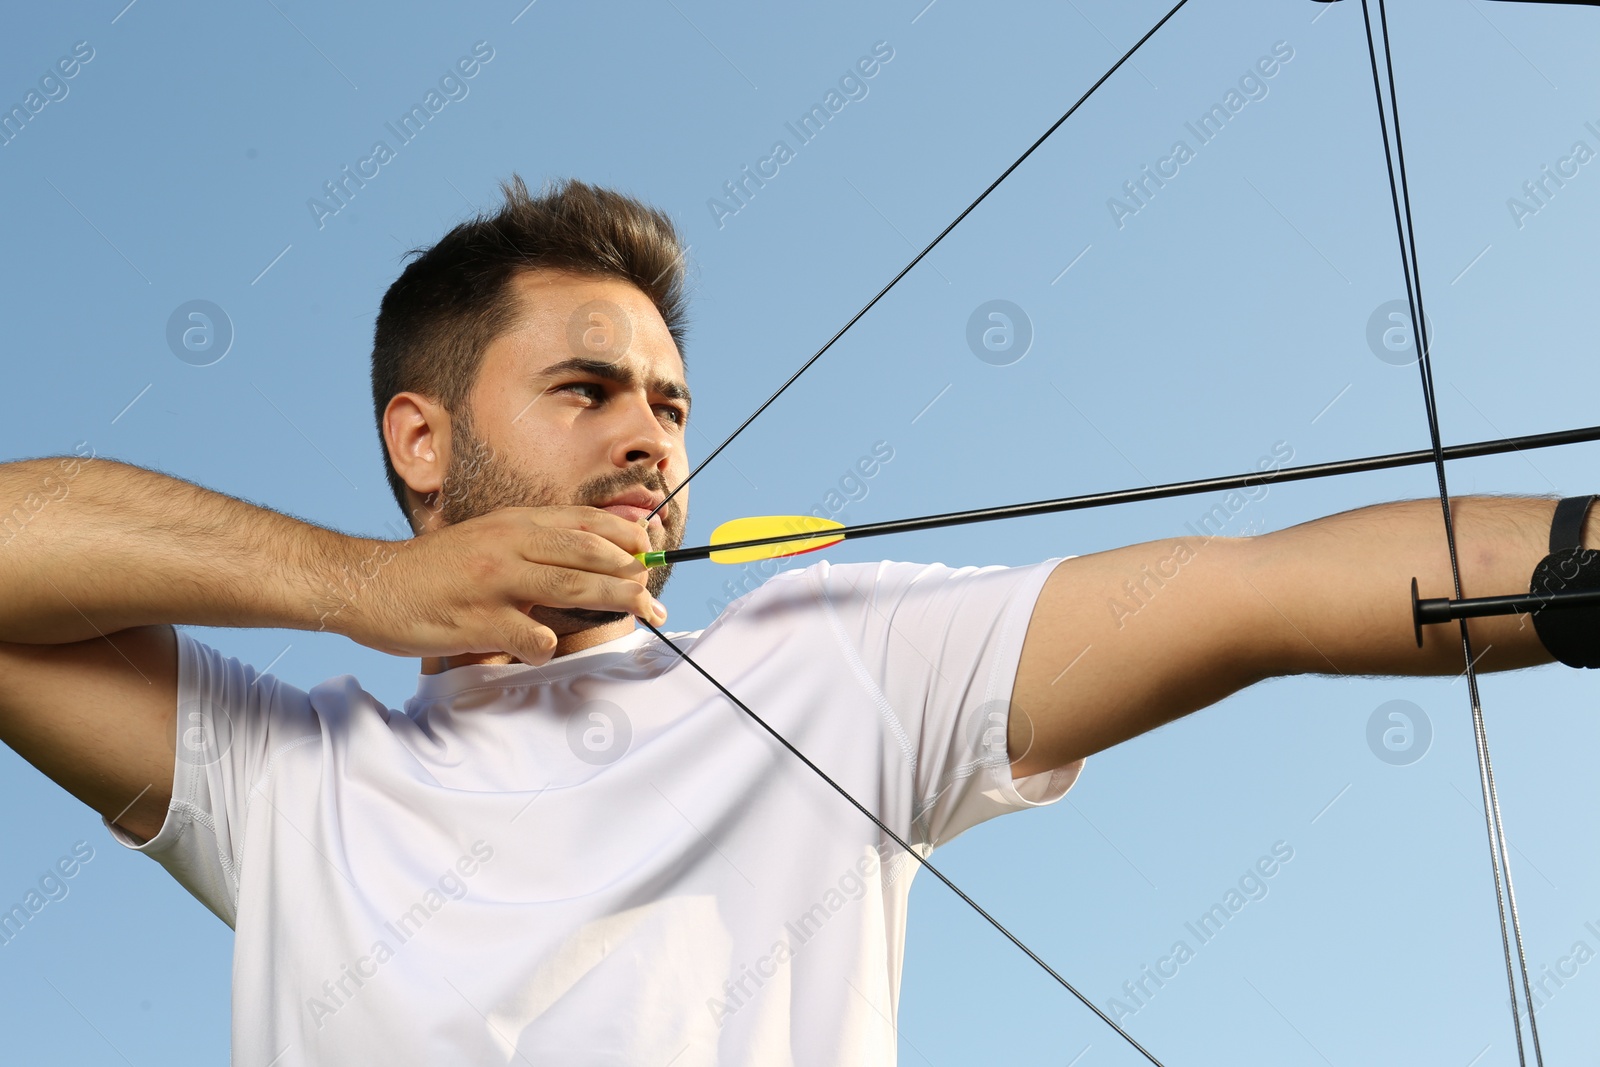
[0,174,1592,1064]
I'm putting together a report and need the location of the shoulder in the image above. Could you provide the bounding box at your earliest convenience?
[706,557,1065,635]
[176,629,369,748]
[711,559,942,618]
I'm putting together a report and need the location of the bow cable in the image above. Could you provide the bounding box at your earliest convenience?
[647,0,1195,525]
[632,0,1584,1059]
[1357,2,1543,1062]
[636,3,1199,1061]
[640,620,1170,1065]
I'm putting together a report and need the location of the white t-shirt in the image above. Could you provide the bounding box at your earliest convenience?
[108,557,1082,1065]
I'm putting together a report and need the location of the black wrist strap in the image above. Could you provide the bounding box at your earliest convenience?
[1529,495,1600,669]
[1550,494,1597,553]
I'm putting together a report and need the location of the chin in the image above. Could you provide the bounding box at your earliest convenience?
[544,607,630,629]
[646,561,675,600]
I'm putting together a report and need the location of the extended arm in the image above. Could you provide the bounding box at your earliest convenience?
[1008,495,1588,776]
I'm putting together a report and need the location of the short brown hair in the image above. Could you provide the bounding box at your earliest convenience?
[370,174,690,532]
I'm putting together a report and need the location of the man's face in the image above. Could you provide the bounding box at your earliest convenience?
[431,269,690,627]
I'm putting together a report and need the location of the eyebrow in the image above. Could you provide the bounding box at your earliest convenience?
[536,357,692,408]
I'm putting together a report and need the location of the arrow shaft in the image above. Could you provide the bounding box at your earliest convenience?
[664,423,1600,564]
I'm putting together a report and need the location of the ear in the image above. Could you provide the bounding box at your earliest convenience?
[383,391,451,521]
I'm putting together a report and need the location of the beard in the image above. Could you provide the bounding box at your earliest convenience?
[431,408,685,628]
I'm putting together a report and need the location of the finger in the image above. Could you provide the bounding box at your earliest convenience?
[535,505,656,556]
[497,609,559,666]
[464,603,559,666]
[519,526,650,580]
[518,566,665,622]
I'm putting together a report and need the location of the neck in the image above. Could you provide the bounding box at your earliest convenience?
[420,616,639,675]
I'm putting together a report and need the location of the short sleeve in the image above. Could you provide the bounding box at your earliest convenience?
[101,630,318,927]
[804,558,1084,849]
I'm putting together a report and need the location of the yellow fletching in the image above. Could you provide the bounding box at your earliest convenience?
[708,515,846,564]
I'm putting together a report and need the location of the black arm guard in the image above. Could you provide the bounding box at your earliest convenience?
[1528,494,1600,669]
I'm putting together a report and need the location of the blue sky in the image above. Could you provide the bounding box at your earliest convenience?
[2,0,1598,1063]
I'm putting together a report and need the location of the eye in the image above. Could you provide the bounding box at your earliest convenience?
[555,382,605,402]
[657,404,687,427]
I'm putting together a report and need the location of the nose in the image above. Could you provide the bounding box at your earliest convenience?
[609,392,675,474]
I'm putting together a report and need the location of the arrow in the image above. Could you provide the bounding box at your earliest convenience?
[637,423,1600,567]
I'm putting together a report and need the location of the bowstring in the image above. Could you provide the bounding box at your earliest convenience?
[646,0,1194,524]
[635,4,1202,1061]
[1356,2,1543,1062]
[639,621,1169,1066]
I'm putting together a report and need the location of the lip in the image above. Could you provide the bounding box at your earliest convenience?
[597,489,665,527]
[601,503,662,527]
